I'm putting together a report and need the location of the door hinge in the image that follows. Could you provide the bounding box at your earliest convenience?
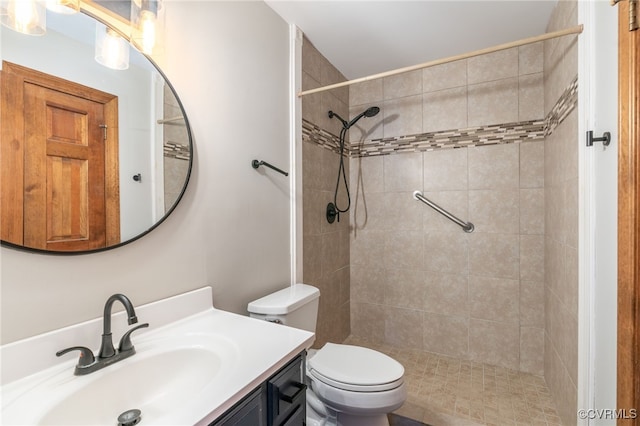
[611,0,639,31]
[99,124,107,140]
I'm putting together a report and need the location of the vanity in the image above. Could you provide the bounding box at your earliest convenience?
[0,287,314,425]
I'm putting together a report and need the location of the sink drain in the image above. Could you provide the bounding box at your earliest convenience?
[117,409,142,426]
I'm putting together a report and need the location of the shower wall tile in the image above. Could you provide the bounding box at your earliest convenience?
[352,192,386,231]
[350,155,384,195]
[469,233,519,280]
[467,47,518,84]
[520,280,544,327]
[423,312,469,358]
[384,306,424,349]
[302,36,351,347]
[423,59,467,93]
[383,95,423,138]
[519,141,544,188]
[384,152,423,192]
[350,79,383,107]
[520,188,545,234]
[520,235,544,282]
[384,70,422,99]
[544,2,579,413]
[382,192,423,231]
[423,272,469,317]
[384,268,425,310]
[468,77,519,127]
[519,73,544,122]
[519,41,544,75]
[350,230,385,267]
[469,276,520,323]
[520,327,544,375]
[423,148,468,191]
[384,230,424,270]
[469,319,519,370]
[423,232,468,275]
[351,263,385,304]
[468,144,519,190]
[468,189,520,234]
[351,302,385,343]
[422,87,468,133]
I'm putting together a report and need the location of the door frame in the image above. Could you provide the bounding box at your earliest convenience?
[0,61,121,248]
[617,0,640,421]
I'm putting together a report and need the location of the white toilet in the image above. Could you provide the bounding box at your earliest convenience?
[248,283,406,426]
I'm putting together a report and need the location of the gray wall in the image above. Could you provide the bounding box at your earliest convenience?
[1,1,291,344]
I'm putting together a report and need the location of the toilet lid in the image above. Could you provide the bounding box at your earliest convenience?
[308,343,404,392]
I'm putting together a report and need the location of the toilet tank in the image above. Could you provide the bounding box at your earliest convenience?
[247,283,320,332]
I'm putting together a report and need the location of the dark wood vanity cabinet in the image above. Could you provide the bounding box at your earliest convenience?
[211,353,306,426]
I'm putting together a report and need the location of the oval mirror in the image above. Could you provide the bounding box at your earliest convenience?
[0,4,192,254]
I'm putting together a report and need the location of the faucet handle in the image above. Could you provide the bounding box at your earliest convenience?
[118,323,149,352]
[56,346,96,368]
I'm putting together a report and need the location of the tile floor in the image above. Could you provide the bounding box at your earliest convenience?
[344,336,563,426]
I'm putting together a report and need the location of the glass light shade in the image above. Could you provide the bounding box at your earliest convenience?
[45,0,79,14]
[130,0,163,55]
[95,24,129,70]
[1,0,46,35]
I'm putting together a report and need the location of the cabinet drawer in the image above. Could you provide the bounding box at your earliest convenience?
[211,384,267,426]
[268,354,306,426]
[281,405,304,426]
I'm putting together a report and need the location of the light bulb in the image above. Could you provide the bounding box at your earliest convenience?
[95,25,129,70]
[139,9,156,54]
[1,0,46,35]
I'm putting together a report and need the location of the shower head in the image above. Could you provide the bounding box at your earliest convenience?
[347,106,380,128]
[364,106,380,117]
[329,106,380,129]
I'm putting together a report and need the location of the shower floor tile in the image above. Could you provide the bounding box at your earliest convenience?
[343,336,563,426]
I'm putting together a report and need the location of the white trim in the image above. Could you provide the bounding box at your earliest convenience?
[577,1,595,423]
[289,24,303,286]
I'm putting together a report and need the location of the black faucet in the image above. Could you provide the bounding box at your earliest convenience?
[56,294,149,375]
[99,294,139,359]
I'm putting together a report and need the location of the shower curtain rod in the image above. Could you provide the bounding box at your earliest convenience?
[297,24,583,97]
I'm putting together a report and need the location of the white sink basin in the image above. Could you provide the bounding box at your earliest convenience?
[40,346,223,425]
[3,332,239,426]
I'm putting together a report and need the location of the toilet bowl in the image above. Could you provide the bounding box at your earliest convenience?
[247,284,406,426]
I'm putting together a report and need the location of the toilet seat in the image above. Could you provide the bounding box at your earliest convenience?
[308,343,405,392]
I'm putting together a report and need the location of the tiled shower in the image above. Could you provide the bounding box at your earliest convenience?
[301,1,578,424]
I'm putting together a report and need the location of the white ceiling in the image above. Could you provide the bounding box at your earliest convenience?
[265,0,558,80]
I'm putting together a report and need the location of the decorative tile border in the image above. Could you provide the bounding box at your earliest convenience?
[302,75,578,158]
[545,75,578,137]
[164,142,190,160]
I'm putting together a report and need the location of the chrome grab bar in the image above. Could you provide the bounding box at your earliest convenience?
[413,190,474,233]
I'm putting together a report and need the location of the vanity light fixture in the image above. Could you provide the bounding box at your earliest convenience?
[0,0,46,35]
[45,0,79,14]
[130,0,162,55]
[95,23,130,70]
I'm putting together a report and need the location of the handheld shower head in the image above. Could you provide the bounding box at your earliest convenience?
[347,106,380,128]
[364,106,380,117]
[328,106,380,129]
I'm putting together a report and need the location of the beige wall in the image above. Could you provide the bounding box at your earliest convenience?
[301,38,351,347]
[348,44,545,374]
[543,1,580,425]
[1,1,292,344]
